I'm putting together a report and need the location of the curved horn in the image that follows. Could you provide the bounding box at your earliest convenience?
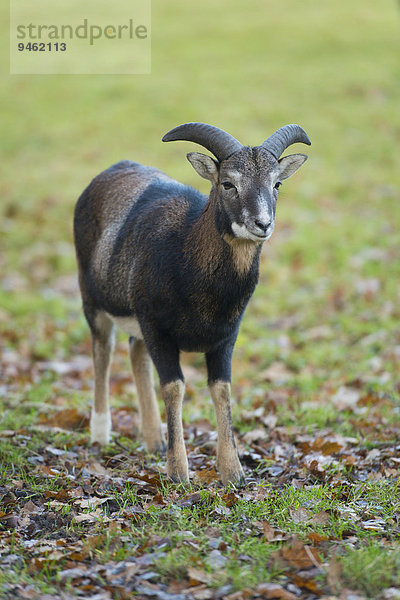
[262,124,311,159]
[162,122,242,161]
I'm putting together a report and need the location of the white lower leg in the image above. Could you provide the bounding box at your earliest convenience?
[90,409,112,445]
[90,315,114,446]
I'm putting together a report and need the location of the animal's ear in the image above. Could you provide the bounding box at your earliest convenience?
[278,154,308,180]
[187,152,219,183]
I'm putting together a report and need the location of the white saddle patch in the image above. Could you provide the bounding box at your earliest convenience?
[106,313,144,339]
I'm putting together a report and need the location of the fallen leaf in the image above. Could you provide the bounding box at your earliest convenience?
[321,440,343,455]
[274,537,321,569]
[291,574,322,594]
[222,491,239,507]
[289,505,330,525]
[178,493,202,507]
[327,555,342,594]
[307,532,328,545]
[332,387,361,410]
[21,500,40,514]
[260,362,294,383]
[188,566,212,585]
[84,462,109,477]
[289,506,312,523]
[196,468,220,484]
[309,510,331,525]
[38,408,89,431]
[263,521,276,542]
[75,497,114,509]
[256,583,297,599]
[242,428,268,444]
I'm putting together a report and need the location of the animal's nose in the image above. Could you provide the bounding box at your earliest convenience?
[254,219,271,234]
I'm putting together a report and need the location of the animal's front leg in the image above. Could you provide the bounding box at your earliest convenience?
[161,380,188,482]
[206,346,245,486]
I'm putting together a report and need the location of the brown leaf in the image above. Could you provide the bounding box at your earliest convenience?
[85,461,109,477]
[189,585,214,600]
[83,534,106,553]
[222,491,239,507]
[309,510,331,525]
[256,583,297,599]
[327,556,342,594]
[275,537,321,569]
[152,492,166,505]
[36,465,59,477]
[44,489,70,502]
[28,558,47,572]
[133,472,164,489]
[21,500,40,514]
[263,521,277,542]
[187,566,212,585]
[307,532,328,545]
[0,430,16,438]
[39,408,89,431]
[321,440,343,455]
[196,468,220,484]
[242,428,268,444]
[261,362,293,383]
[289,506,313,523]
[259,521,288,542]
[43,550,64,562]
[178,492,202,507]
[291,575,322,594]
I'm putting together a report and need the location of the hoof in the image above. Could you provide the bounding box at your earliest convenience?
[168,471,189,484]
[146,439,167,455]
[144,431,167,455]
[167,450,189,483]
[221,472,246,487]
[217,457,245,487]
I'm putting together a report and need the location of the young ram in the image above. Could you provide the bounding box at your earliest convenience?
[74,122,310,485]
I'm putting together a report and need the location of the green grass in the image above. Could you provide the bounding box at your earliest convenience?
[340,544,400,596]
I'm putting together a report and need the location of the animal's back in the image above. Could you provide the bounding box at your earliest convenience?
[74,160,207,316]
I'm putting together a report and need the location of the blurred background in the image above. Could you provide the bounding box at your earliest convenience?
[1,0,399,428]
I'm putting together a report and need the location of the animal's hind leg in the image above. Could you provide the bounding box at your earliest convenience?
[90,311,115,445]
[129,337,166,454]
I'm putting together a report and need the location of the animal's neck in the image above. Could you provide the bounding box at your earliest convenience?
[185,194,223,275]
[186,190,261,278]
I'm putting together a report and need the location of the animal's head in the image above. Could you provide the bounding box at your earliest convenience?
[163,122,310,243]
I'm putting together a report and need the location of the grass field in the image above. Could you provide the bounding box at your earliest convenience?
[1,1,400,598]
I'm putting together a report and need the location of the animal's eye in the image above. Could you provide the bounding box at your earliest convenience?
[222,181,235,191]
[274,181,282,190]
